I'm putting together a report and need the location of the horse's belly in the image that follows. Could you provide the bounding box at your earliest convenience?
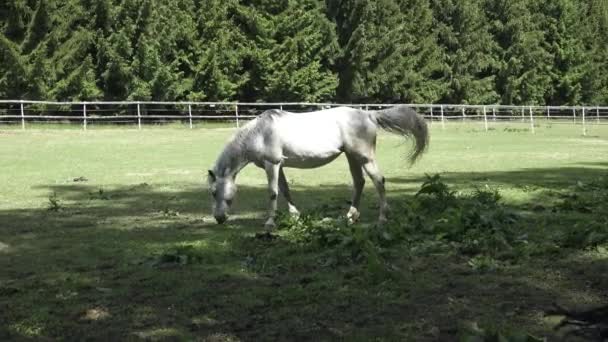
[277,124,343,168]
[282,151,342,168]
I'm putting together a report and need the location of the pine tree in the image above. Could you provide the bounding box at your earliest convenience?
[22,0,51,54]
[581,0,608,104]
[254,0,339,102]
[487,0,553,105]
[25,41,51,99]
[2,1,28,42]
[51,55,101,100]
[98,30,133,100]
[432,0,499,104]
[327,0,444,103]
[0,36,28,99]
[540,0,591,105]
[189,0,246,101]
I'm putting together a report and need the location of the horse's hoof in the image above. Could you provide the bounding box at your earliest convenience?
[288,203,300,217]
[346,208,360,225]
[377,217,388,227]
[264,218,276,230]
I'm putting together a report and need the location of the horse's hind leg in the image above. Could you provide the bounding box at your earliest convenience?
[278,167,299,216]
[346,154,365,224]
[264,162,281,229]
[362,159,389,224]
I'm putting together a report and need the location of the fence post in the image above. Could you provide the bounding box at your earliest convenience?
[483,106,488,131]
[547,106,550,119]
[440,105,445,130]
[461,107,465,122]
[188,103,193,129]
[137,102,142,130]
[20,101,25,130]
[529,106,535,134]
[430,105,434,125]
[582,107,587,136]
[492,107,496,121]
[83,102,87,131]
[572,108,576,123]
[597,106,600,124]
[235,104,239,128]
[521,107,525,122]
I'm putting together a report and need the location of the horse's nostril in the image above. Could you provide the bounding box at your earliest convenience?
[215,215,227,224]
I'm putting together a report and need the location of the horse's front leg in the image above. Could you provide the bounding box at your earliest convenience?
[264,162,281,229]
[346,154,365,224]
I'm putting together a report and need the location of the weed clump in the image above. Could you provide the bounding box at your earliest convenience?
[260,173,608,277]
[47,192,62,211]
[262,174,525,278]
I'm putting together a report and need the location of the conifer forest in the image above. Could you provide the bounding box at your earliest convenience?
[1,0,608,105]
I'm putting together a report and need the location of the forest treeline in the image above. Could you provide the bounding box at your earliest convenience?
[1,0,607,105]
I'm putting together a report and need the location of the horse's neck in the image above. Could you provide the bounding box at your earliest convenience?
[215,142,249,177]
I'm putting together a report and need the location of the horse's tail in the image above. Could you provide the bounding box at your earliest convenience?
[372,105,429,164]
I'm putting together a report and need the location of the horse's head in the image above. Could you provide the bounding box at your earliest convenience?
[207,170,236,224]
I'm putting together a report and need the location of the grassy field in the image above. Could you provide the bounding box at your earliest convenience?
[1,122,607,341]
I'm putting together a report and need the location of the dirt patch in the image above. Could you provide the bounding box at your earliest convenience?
[81,307,111,321]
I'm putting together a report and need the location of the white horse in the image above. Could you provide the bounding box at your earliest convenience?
[207,105,429,228]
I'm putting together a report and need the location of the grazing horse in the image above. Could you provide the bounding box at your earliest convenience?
[207,105,429,228]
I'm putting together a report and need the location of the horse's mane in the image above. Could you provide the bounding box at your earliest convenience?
[214,109,285,175]
[232,109,284,144]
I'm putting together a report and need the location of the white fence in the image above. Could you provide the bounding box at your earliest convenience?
[0,100,607,135]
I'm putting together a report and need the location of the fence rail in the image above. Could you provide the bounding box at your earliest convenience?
[1,100,607,135]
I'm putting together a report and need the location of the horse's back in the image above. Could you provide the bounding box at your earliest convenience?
[256,107,350,168]
[274,106,368,142]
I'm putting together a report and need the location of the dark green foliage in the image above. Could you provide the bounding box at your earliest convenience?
[1,0,607,102]
[271,173,608,281]
[272,175,515,279]
[553,177,608,248]
[153,245,205,266]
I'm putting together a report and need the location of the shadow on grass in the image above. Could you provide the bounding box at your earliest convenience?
[389,163,608,191]
[1,163,607,340]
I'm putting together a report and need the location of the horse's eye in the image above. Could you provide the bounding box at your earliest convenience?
[211,191,217,197]
[226,199,233,206]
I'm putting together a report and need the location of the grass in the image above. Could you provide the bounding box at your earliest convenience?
[0,121,607,341]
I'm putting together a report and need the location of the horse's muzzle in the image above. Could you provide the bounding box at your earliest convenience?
[214,214,227,224]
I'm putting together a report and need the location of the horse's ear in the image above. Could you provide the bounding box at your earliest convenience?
[207,170,216,181]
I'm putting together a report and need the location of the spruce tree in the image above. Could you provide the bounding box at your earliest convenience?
[487,0,553,105]
[327,0,444,103]
[2,1,28,42]
[581,0,608,104]
[189,0,247,101]
[256,0,339,102]
[431,0,499,104]
[22,0,51,54]
[0,36,28,99]
[540,0,591,105]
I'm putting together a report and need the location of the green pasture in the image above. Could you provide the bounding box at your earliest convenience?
[0,122,607,340]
